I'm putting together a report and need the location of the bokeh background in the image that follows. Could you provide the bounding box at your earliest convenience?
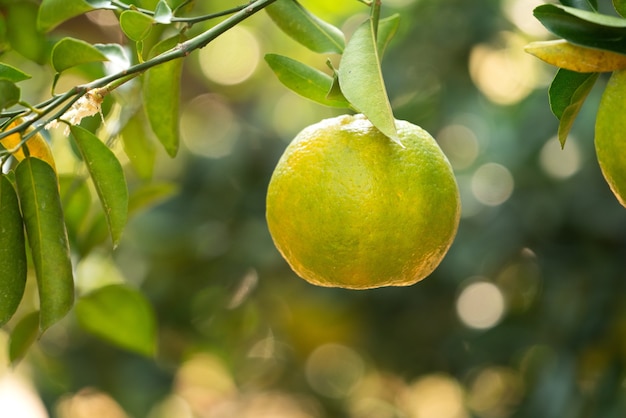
[2,0,626,417]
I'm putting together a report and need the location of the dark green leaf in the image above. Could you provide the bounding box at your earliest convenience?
[120,10,154,42]
[0,63,31,83]
[154,0,173,24]
[15,158,74,333]
[560,0,596,11]
[615,0,626,17]
[70,125,128,248]
[0,80,20,110]
[75,284,157,356]
[534,4,626,54]
[120,110,157,180]
[51,37,109,73]
[338,18,399,145]
[265,54,350,108]
[38,0,113,32]
[266,0,345,54]
[9,311,39,364]
[143,35,183,157]
[6,2,46,63]
[549,68,599,147]
[377,14,401,58]
[0,175,27,327]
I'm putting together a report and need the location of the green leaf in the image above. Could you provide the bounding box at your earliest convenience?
[534,4,626,54]
[154,0,173,24]
[6,2,46,64]
[51,37,109,73]
[615,0,626,17]
[265,54,350,108]
[549,69,599,147]
[15,158,74,333]
[38,0,112,32]
[143,35,183,157]
[95,43,132,69]
[0,80,20,110]
[70,125,128,248]
[0,63,31,83]
[75,183,175,255]
[8,311,39,364]
[377,14,401,58]
[75,284,157,356]
[0,175,27,327]
[326,68,346,103]
[266,0,345,54]
[338,18,399,145]
[120,110,157,180]
[560,0,597,11]
[595,69,626,207]
[120,10,154,42]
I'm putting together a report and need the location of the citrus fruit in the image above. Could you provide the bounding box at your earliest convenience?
[0,119,56,172]
[266,114,461,289]
[595,69,626,207]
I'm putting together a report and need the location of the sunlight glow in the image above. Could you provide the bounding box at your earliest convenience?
[456,280,506,330]
[400,374,468,418]
[467,366,524,416]
[0,373,48,418]
[437,124,480,170]
[469,32,542,105]
[539,136,582,179]
[502,0,551,37]
[198,26,260,85]
[471,163,515,206]
[56,388,129,418]
[305,344,365,399]
[181,94,240,158]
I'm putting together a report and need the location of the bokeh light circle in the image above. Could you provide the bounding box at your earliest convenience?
[198,26,260,85]
[471,163,514,206]
[456,280,506,330]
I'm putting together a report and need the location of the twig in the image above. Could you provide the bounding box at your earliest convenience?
[0,0,277,141]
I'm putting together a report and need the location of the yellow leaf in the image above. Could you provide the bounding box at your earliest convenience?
[1,120,56,172]
[524,40,626,73]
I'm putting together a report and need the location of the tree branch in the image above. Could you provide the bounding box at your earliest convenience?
[0,0,277,141]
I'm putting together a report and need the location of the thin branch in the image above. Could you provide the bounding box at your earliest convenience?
[110,0,252,25]
[0,0,277,141]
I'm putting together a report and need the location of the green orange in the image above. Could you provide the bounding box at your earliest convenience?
[596,69,626,207]
[266,114,461,289]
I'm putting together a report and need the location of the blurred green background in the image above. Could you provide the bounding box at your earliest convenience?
[2,0,626,417]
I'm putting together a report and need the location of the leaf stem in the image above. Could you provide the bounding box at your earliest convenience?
[110,0,253,26]
[371,0,381,38]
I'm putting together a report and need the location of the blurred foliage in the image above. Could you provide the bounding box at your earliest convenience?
[2,0,626,417]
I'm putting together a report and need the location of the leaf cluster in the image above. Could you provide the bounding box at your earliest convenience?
[0,0,281,362]
[527,0,626,146]
[0,0,404,362]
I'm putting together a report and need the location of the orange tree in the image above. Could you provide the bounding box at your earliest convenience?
[0,0,423,358]
[1,0,626,416]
